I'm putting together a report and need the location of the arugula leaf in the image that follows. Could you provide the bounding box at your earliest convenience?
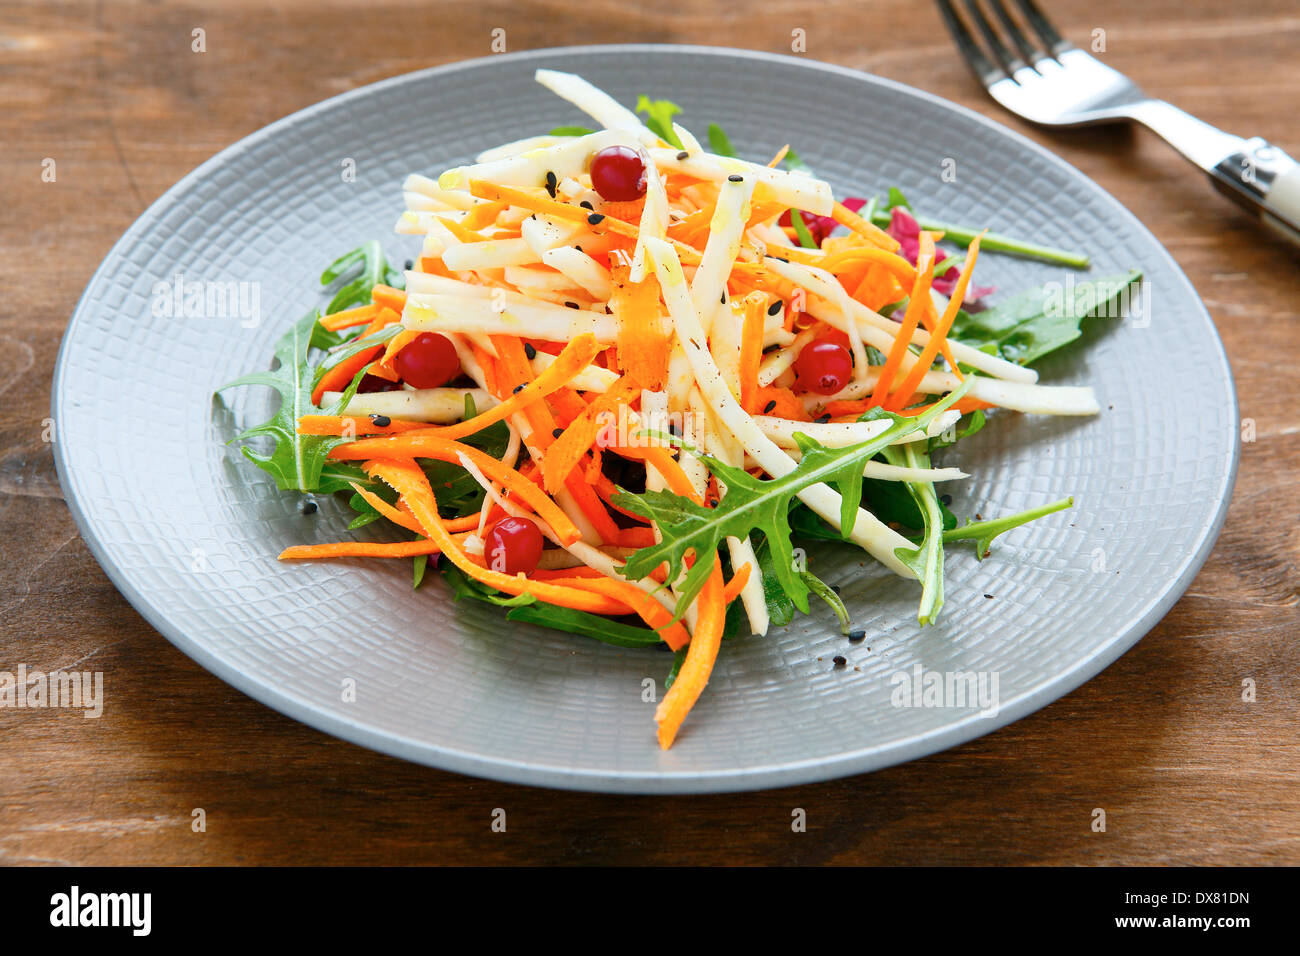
[801,571,850,634]
[217,309,372,495]
[550,124,595,136]
[507,604,665,649]
[943,497,1074,558]
[949,271,1142,366]
[635,96,683,148]
[613,383,971,617]
[706,122,736,158]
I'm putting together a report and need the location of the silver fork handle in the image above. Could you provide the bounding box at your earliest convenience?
[1125,100,1300,244]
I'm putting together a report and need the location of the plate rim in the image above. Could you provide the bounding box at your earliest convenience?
[52,43,1240,793]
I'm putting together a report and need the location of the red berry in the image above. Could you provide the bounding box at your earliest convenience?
[795,338,853,395]
[394,332,460,389]
[589,146,647,202]
[485,516,544,575]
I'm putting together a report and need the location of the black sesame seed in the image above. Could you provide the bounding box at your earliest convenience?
[587,213,605,225]
[524,342,537,360]
[832,655,847,668]
[545,170,558,199]
[579,200,594,210]
[369,414,391,427]
[553,428,564,438]
[763,400,777,414]
[767,300,783,316]
[675,150,689,160]
[727,173,743,183]
[564,301,580,309]
[848,629,866,642]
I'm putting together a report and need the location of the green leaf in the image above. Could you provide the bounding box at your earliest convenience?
[801,571,850,634]
[706,122,736,158]
[506,604,666,649]
[635,95,683,148]
[788,209,818,249]
[943,497,1074,558]
[550,125,595,136]
[950,271,1142,366]
[217,310,372,495]
[613,381,972,618]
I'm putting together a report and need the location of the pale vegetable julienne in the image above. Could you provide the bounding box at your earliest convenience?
[221,69,1126,749]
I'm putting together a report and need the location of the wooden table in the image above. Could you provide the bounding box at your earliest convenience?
[3,0,1296,866]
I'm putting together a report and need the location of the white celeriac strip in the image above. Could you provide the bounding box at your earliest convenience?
[404,293,617,342]
[647,147,834,215]
[646,233,917,577]
[475,135,564,163]
[698,402,770,636]
[630,157,670,281]
[402,173,486,210]
[326,387,495,423]
[540,246,613,299]
[689,173,753,336]
[533,69,656,143]
[761,257,1038,384]
[439,129,640,191]
[815,370,1100,416]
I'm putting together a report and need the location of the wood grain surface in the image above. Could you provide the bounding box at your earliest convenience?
[1,0,1297,866]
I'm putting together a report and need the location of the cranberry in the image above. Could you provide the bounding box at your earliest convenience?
[484,516,544,575]
[394,332,460,389]
[589,146,647,202]
[794,338,853,395]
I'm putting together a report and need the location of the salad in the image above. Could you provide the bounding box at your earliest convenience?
[219,70,1140,748]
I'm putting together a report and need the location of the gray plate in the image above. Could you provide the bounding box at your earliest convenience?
[53,46,1237,793]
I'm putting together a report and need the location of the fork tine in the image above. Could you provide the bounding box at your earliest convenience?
[1012,0,1076,56]
[987,0,1046,65]
[935,0,1007,86]
[962,0,1028,75]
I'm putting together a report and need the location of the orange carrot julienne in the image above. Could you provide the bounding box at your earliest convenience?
[363,458,632,615]
[722,562,752,604]
[888,233,983,411]
[869,231,936,410]
[319,303,381,332]
[542,374,641,494]
[331,436,582,545]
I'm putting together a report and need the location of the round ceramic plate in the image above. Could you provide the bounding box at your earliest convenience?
[53,45,1237,793]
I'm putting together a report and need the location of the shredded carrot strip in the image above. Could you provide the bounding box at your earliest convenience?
[542,374,641,493]
[887,233,983,410]
[546,576,691,650]
[371,285,407,314]
[297,415,434,437]
[564,471,621,544]
[319,303,381,332]
[330,436,582,545]
[868,232,936,409]
[722,562,752,603]
[365,458,634,615]
[611,264,670,390]
[426,333,600,442]
[830,201,899,251]
[310,306,401,404]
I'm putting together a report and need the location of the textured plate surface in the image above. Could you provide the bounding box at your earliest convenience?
[53,46,1237,792]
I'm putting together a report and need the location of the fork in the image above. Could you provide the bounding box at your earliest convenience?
[936,0,1300,245]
